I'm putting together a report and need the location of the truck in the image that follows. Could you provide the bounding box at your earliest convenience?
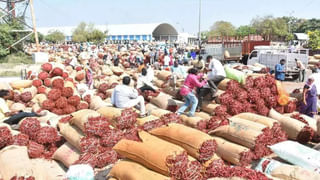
[247,46,309,80]
[201,40,270,63]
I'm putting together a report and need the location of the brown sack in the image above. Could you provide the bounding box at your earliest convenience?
[149,108,170,118]
[209,125,262,149]
[180,114,204,128]
[271,164,320,180]
[10,80,32,89]
[228,117,267,131]
[10,103,26,113]
[97,106,122,120]
[211,136,251,166]
[146,103,159,112]
[162,87,179,98]
[111,67,124,76]
[109,160,169,180]
[150,92,172,110]
[154,79,167,88]
[217,79,230,91]
[269,109,305,140]
[201,102,219,115]
[22,86,37,98]
[53,142,80,168]
[195,112,211,120]
[90,95,109,110]
[0,145,34,179]
[157,71,172,81]
[150,123,215,161]
[70,109,101,131]
[58,123,84,150]
[31,158,66,180]
[233,112,277,128]
[113,131,185,176]
[137,115,160,126]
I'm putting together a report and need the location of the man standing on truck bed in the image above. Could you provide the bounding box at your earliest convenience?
[275,59,286,81]
[295,58,306,82]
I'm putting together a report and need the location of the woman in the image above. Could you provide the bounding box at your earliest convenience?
[300,77,318,117]
[85,64,93,89]
[137,68,156,93]
[177,68,207,117]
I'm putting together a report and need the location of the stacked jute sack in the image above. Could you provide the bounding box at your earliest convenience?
[308,54,320,69]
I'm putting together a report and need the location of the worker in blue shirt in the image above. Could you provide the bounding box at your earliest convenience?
[275,59,286,81]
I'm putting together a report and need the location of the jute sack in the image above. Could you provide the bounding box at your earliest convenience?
[113,131,185,176]
[90,95,110,110]
[58,122,84,150]
[0,82,12,90]
[217,78,231,91]
[111,66,124,76]
[150,123,215,161]
[136,115,160,126]
[53,142,80,168]
[271,165,320,180]
[146,103,158,112]
[180,114,204,128]
[211,136,251,166]
[102,66,113,76]
[70,109,101,131]
[10,80,32,89]
[22,86,37,98]
[150,92,172,110]
[31,158,66,180]
[209,125,262,149]
[97,106,122,121]
[228,117,267,132]
[195,112,211,120]
[0,145,34,179]
[314,54,320,59]
[309,59,320,65]
[10,103,26,112]
[149,108,170,118]
[154,79,167,88]
[269,109,306,140]
[201,102,219,115]
[33,94,47,106]
[156,70,172,81]
[162,87,179,98]
[109,160,169,180]
[233,112,277,128]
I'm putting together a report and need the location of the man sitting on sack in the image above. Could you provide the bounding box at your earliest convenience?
[111,76,148,118]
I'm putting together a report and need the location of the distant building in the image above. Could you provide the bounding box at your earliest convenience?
[38,23,179,42]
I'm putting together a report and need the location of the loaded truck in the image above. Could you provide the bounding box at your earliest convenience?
[247,46,309,80]
[201,40,270,63]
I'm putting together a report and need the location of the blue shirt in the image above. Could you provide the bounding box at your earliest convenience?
[275,64,285,81]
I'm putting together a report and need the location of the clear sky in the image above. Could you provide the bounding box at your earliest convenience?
[25,0,320,34]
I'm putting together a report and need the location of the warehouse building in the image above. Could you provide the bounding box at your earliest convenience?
[38,22,179,42]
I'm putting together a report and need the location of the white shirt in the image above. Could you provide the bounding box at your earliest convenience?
[208,58,226,79]
[111,85,138,108]
[0,98,9,114]
[164,55,170,66]
[296,60,305,70]
[309,73,320,95]
[137,75,155,89]
[147,67,154,82]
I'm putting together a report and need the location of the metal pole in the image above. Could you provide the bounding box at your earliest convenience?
[29,0,40,52]
[198,0,201,48]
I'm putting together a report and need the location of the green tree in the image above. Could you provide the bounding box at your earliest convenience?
[296,18,320,33]
[251,16,289,41]
[87,29,105,43]
[209,21,236,37]
[308,30,320,50]
[0,24,14,57]
[72,22,106,43]
[72,22,88,42]
[45,30,65,43]
[28,32,44,43]
[235,25,256,37]
[200,31,209,41]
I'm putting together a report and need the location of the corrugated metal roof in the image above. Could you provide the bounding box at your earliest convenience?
[38,23,175,37]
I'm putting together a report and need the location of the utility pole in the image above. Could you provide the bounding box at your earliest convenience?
[29,0,40,52]
[198,0,201,48]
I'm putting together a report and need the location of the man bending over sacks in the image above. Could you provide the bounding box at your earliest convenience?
[111,76,149,118]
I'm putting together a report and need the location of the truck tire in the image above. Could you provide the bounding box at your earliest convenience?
[241,55,249,65]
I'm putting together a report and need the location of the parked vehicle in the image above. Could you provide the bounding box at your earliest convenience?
[247,46,309,80]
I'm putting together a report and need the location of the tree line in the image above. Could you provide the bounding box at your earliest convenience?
[202,16,320,50]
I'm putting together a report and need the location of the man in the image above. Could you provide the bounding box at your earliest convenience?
[207,55,226,90]
[163,52,170,68]
[275,59,286,81]
[295,58,306,82]
[111,76,148,118]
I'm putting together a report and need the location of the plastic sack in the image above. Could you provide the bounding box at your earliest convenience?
[225,66,245,84]
[269,140,320,173]
[66,164,94,180]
